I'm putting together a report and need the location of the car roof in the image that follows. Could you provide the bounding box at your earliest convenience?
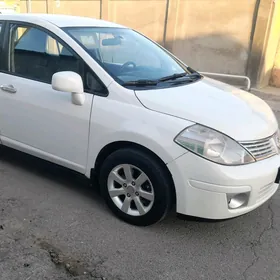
[0,13,125,28]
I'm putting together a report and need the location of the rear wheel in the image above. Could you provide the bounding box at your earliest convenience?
[99,148,173,226]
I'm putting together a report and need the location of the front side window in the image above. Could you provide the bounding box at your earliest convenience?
[64,27,202,89]
[7,24,107,94]
[8,24,80,84]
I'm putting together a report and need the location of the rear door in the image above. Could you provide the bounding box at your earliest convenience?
[0,22,105,173]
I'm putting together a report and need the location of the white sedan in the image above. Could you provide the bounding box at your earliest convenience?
[0,13,279,226]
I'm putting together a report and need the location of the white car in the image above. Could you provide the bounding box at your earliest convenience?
[0,14,279,226]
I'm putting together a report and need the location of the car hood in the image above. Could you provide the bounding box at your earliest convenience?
[135,77,278,141]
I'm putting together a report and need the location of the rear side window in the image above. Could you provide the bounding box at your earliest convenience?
[0,23,2,33]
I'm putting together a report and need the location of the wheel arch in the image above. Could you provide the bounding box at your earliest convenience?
[91,141,177,203]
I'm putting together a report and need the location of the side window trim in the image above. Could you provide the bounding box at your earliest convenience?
[4,21,108,96]
[0,21,3,54]
[0,21,7,70]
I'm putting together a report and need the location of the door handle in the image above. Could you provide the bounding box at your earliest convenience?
[0,84,17,94]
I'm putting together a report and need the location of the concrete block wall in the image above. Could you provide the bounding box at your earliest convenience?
[16,0,256,76]
[165,0,256,75]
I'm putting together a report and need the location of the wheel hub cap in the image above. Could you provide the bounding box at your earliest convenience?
[126,185,135,196]
[107,164,155,216]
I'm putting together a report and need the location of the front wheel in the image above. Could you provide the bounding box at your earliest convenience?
[99,148,173,226]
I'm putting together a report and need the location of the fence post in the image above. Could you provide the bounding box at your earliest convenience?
[246,0,275,87]
[163,0,170,47]
[100,0,109,20]
[26,0,31,13]
[163,0,179,52]
[46,0,49,13]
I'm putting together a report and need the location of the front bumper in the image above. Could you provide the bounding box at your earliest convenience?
[167,151,280,219]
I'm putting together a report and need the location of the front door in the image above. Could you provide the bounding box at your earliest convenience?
[0,22,94,173]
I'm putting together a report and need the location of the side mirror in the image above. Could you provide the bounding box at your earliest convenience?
[52,71,85,106]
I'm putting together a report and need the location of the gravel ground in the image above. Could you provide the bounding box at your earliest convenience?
[1,96,280,280]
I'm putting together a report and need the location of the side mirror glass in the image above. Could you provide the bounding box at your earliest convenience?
[52,71,85,105]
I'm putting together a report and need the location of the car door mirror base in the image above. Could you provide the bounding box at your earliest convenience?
[72,92,85,106]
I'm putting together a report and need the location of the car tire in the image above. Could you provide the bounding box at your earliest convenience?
[99,148,173,226]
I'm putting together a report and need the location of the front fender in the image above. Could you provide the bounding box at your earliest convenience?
[85,96,193,177]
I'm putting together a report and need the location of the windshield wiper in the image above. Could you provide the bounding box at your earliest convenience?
[122,79,158,86]
[158,72,202,83]
[158,72,187,82]
[122,72,202,87]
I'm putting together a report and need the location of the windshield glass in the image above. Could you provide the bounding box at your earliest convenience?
[63,27,196,86]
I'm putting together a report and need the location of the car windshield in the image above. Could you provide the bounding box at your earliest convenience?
[63,27,200,87]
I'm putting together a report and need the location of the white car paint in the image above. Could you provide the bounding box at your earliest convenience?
[135,77,278,141]
[0,14,279,221]
[0,72,92,173]
[168,149,279,218]
[85,81,192,178]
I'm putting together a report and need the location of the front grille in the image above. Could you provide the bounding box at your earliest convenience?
[240,134,278,161]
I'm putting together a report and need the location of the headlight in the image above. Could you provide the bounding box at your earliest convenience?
[275,129,280,150]
[174,124,255,165]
